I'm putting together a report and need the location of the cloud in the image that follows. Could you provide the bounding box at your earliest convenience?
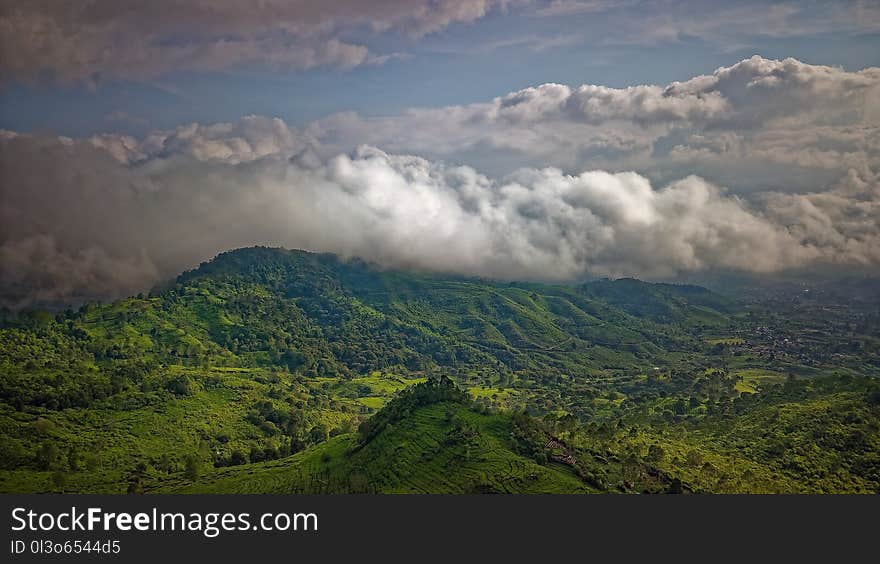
[88,115,311,165]
[763,169,880,267]
[3,1,877,83]
[534,1,880,48]
[309,55,880,194]
[534,1,625,17]
[2,122,876,309]
[2,55,879,307]
[0,0,515,82]
[478,33,585,53]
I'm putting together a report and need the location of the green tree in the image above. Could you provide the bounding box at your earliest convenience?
[647,444,665,465]
[228,450,248,466]
[686,450,703,467]
[51,470,67,492]
[67,446,80,472]
[35,443,58,470]
[308,424,329,445]
[184,454,201,480]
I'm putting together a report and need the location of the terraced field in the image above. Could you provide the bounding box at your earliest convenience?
[735,369,787,392]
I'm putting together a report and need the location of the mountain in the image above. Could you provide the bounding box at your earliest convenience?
[1,246,878,494]
[580,278,735,326]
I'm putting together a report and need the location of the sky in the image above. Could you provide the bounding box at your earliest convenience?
[1,0,879,307]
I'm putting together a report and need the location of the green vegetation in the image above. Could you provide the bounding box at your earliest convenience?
[1,246,878,493]
[157,378,594,494]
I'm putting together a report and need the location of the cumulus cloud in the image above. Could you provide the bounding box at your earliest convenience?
[3,55,879,307]
[88,115,311,165]
[2,123,876,308]
[310,55,880,194]
[763,169,880,267]
[0,0,515,82]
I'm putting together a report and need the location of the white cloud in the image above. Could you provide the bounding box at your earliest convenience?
[309,55,880,194]
[89,115,312,165]
[3,128,875,308]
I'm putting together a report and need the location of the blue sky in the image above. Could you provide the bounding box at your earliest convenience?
[2,0,879,137]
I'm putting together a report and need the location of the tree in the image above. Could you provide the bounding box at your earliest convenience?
[156,453,173,473]
[559,414,579,436]
[85,453,100,471]
[34,418,55,434]
[165,375,193,396]
[52,470,67,492]
[249,446,266,463]
[184,454,201,480]
[35,443,58,470]
[647,444,665,465]
[686,450,703,467]
[127,476,145,494]
[228,450,248,466]
[309,424,329,445]
[67,446,80,472]
[672,399,687,416]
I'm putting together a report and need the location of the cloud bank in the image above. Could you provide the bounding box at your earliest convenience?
[0,134,875,309]
[2,56,879,308]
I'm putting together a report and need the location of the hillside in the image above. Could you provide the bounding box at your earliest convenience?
[154,375,880,494]
[580,278,735,326]
[1,246,877,494]
[154,378,598,494]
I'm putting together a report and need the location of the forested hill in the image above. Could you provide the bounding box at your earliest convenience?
[167,245,736,379]
[1,244,739,418]
[2,246,877,494]
[155,377,605,494]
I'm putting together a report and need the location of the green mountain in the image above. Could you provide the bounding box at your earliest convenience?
[1,246,877,494]
[580,278,735,326]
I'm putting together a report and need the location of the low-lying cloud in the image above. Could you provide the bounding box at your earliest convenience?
[2,128,877,309]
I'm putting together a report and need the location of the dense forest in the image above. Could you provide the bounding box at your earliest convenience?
[1,246,878,493]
